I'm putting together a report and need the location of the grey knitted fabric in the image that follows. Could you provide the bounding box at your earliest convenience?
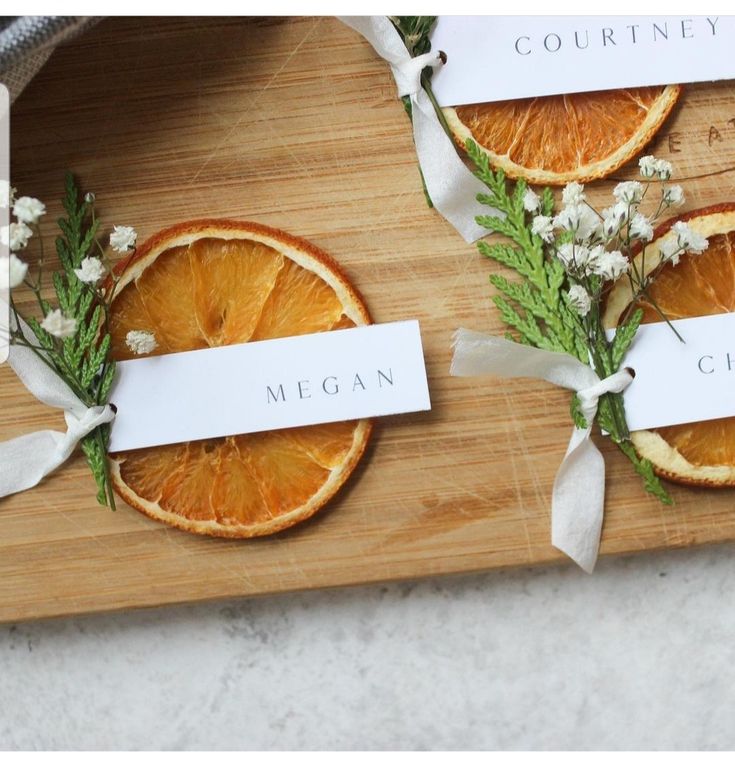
[0,16,99,102]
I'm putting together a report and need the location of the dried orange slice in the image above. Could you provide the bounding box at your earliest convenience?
[443,85,682,185]
[107,220,372,537]
[604,203,735,486]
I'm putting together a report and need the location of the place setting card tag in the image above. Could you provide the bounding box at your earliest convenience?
[108,320,431,452]
[614,312,735,432]
[430,16,734,105]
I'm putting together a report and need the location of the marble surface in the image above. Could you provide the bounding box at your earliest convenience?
[1,544,734,751]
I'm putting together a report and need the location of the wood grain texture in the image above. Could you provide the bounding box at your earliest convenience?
[4,17,735,623]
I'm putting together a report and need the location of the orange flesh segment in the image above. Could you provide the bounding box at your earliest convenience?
[639,231,735,467]
[238,431,331,515]
[117,443,189,503]
[134,245,209,353]
[110,233,365,532]
[108,282,166,360]
[250,257,345,340]
[455,87,669,174]
[209,438,273,525]
[188,238,284,345]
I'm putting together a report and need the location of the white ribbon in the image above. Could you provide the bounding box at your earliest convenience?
[450,328,634,573]
[0,319,115,498]
[339,16,495,243]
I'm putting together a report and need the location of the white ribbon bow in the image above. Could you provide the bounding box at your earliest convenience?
[339,16,496,243]
[0,319,115,498]
[450,328,634,573]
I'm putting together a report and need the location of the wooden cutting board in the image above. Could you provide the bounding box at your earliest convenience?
[4,16,735,623]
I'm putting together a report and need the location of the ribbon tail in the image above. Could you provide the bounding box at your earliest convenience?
[551,429,606,574]
[0,429,70,497]
[410,91,494,243]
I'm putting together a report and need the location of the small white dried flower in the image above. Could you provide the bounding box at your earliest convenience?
[9,221,33,251]
[12,196,46,225]
[659,237,683,266]
[672,221,708,254]
[84,192,96,204]
[40,309,77,339]
[73,256,106,285]
[109,225,137,253]
[7,253,29,288]
[654,158,673,181]
[0,180,16,209]
[554,203,600,242]
[601,202,629,238]
[629,213,654,242]
[639,155,657,179]
[125,329,158,356]
[567,284,591,317]
[531,214,554,243]
[613,181,644,205]
[663,184,685,207]
[556,242,576,268]
[589,249,629,281]
[523,188,541,213]
[556,242,593,272]
[562,182,585,207]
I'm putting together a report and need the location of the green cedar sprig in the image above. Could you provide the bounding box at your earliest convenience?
[10,173,117,508]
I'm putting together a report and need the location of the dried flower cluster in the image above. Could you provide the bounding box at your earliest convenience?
[522,156,705,319]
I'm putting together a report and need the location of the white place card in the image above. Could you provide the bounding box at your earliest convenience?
[108,320,431,452]
[613,312,735,432]
[430,16,734,106]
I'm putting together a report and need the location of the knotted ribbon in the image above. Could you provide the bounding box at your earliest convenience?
[0,318,115,498]
[339,16,496,243]
[450,328,634,573]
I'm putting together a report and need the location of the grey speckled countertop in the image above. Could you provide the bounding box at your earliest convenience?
[1,544,734,750]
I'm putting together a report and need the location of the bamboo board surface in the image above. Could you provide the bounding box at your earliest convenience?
[4,16,735,623]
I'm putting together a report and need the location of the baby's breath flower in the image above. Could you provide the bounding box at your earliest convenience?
[0,180,16,209]
[40,309,77,339]
[531,214,554,242]
[601,202,629,238]
[663,185,684,207]
[125,329,158,356]
[84,192,96,204]
[629,213,654,242]
[554,203,600,242]
[9,221,32,251]
[73,256,106,285]
[562,182,585,207]
[659,237,683,266]
[556,242,577,269]
[523,188,541,213]
[556,242,594,272]
[672,220,708,253]
[639,155,657,179]
[7,253,28,288]
[588,249,629,281]
[109,225,137,253]
[613,181,644,205]
[567,284,591,317]
[654,158,673,180]
[13,196,46,225]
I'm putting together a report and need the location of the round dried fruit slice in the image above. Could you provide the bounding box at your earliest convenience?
[603,203,735,486]
[443,85,682,185]
[108,220,372,536]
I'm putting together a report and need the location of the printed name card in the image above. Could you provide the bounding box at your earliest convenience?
[613,312,735,432]
[108,320,431,452]
[430,16,734,105]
